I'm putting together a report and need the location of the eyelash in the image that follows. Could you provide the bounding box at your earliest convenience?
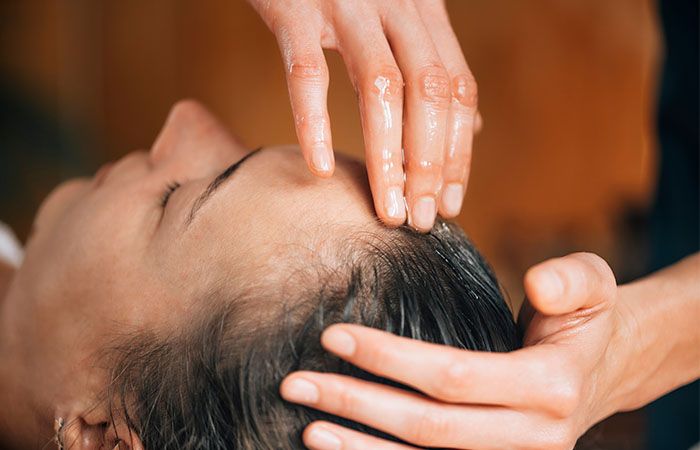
[160,182,181,208]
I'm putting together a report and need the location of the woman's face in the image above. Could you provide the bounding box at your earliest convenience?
[4,101,376,418]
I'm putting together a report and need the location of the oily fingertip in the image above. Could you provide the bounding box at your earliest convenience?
[438,183,464,218]
[303,146,336,178]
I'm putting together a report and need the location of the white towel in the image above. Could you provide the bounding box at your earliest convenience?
[0,221,24,268]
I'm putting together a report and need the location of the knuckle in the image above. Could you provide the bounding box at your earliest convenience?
[452,73,478,108]
[367,66,404,99]
[416,65,451,108]
[432,361,469,401]
[335,384,360,415]
[288,57,329,84]
[409,407,453,445]
[529,358,581,418]
[293,112,325,129]
[405,155,444,177]
[549,379,582,418]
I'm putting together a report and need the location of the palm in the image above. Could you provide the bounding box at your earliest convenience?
[519,281,621,431]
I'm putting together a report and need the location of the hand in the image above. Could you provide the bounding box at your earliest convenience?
[280,253,631,449]
[247,0,480,231]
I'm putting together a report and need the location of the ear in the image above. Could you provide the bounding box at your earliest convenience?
[59,409,144,450]
[103,419,145,450]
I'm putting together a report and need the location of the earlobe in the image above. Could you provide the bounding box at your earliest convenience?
[58,413,144,450]
[59,416,107,450]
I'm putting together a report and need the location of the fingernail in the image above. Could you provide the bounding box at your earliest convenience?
[539,268,565,300]
[282,378,320,404]
[385,187,406,220]
[321,328,356,357]
[306,426,342,450]
[312,146,332,174]
[411,196,436,231]
[441,183,464,216]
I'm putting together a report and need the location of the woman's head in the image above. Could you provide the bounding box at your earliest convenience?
[0,101,518,449]
[109,220,519,449]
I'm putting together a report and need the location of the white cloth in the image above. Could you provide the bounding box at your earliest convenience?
[0,221,24,268]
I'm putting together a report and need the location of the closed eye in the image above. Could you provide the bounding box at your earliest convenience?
[160,182,181,208]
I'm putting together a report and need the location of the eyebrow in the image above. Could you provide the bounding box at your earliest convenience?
[184,148,262,227]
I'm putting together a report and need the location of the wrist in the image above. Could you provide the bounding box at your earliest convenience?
[604,283,654,415]
[607,254,700,414]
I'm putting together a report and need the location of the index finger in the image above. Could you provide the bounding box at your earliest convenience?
[319,323,565,412]
[383,7,450,232]
[274,21,334,177]
[334,10,406,226]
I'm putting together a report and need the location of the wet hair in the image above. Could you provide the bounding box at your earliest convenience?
[107,221,520,449]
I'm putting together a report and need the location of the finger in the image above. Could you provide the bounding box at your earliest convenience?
[274,21,334,177]
[524,252,617,315]
[318,324,570,414]
[383,7,451,232]
[415,1,478,218]
[302,421,418,450]
[335,9,406,225]
[281,371,525,449]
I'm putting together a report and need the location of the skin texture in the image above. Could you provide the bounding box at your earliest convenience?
[281,252,700,450]
[0,100,380,450]
[247,0,480,231]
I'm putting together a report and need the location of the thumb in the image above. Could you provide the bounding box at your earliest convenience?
[524,252,617,315]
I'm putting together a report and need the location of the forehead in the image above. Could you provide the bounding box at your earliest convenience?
[167,146,377,288]
[222,146,374,225]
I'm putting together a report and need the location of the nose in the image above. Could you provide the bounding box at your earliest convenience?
[149,99,248,168]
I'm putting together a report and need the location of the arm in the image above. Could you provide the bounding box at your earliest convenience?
[280,252,700,450]
[612,253,700,415]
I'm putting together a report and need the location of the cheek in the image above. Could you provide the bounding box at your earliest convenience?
[32,178,91,236]
[23,179,92,279]
[23,181,126,308]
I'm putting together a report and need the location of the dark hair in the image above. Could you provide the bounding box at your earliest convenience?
[107,220,520,449]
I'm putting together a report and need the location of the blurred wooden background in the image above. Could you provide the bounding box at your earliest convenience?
[0,2,661,447]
